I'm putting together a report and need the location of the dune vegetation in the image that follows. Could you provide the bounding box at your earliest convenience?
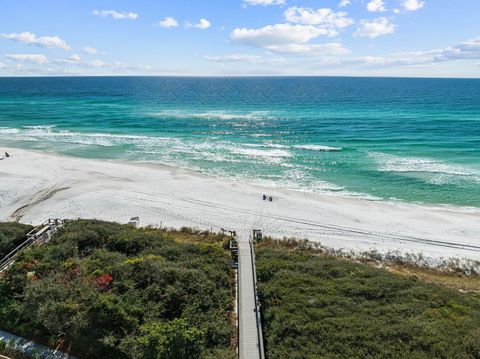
[0,222,33,258]
[256,239,480,359]
[3,220,480,359]
[0,220,235,359]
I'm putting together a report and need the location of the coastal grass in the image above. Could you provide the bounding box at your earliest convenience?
[383,264,480,293]
[256,238,480,359]
[0,220,235,359]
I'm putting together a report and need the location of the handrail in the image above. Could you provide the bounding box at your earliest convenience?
[0,219,67,273]
[249,239,265,359]
[0,329,77,359]
[236,241,241,357]
[0,237,34,264]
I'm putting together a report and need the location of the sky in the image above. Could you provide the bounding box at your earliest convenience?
[0,0,479,77]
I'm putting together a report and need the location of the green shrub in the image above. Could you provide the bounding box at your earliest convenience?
[257,246,480,359]
[0,220,233,359]
[0,222,33,258]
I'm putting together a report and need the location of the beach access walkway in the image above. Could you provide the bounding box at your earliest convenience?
[237,236,265,359]
[0,329,76,359]
[0,219,67,273]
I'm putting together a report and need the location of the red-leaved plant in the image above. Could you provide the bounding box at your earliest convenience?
[95,274,113,291]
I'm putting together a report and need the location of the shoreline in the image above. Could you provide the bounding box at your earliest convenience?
[3,144,480,215]
[1,146,480,262]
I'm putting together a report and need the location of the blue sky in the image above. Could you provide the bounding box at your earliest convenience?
[0,0,479,77]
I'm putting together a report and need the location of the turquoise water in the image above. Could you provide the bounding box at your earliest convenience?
[0,77,479,208]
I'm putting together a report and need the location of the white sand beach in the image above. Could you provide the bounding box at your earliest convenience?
[1,147,480,262]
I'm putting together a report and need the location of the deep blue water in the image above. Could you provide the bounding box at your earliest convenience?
[0,76,479,207]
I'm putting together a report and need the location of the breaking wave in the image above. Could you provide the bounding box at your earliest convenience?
[293,144,342,152]
[150,110,274,121]
[370,152,480,185]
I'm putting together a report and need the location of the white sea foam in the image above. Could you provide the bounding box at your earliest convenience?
[150,110,273,121]
[0,127,21,134]
[243,142,289,149]
[265,142,289,149]
[233,148,293,159]
[0,126,179,148]
[22,125,56,130]
[293,144,342,152]
[370,152,480,185]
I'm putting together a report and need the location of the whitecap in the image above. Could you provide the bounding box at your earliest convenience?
[233,148,293,159]
[0,127,20,134]
[150,110,273,121]
[293,144,342,152]
[242,142,289,149]
[369,152,480,185]
[21,125,56,130]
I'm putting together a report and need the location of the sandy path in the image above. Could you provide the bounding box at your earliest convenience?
[1,147,479,261]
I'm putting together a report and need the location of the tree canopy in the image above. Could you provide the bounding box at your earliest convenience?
[0,222,33,258]
[0,220,235,359]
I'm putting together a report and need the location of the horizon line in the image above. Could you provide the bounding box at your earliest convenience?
[1,74,480,80]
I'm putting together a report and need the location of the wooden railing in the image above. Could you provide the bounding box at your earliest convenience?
[0,219,68,273]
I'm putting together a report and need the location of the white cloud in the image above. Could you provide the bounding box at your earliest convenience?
[87,60,108,67]
[194,18,211,30]
[5,54,48,64]
[0,62,6,69]
[1,32,70,50]
[271,42,350,55]
[433,36,480,61]
[68,54,81,62]
[230,23,350,55]
[203,54,262,62]
[345,54,426,67]
[202,53,289,67]
[54,54,82,65]
[158,17,179,28]
[367,0,386,12]
[231,24,337,53]
[402,0,425,11]
[93,10,138,20]
[338,0,351,7]
[284,7,354,29]
[344,36,480,69]
[243,0,285,6]
[54,57,154,72]
[83,47,100,55]
[354,17,396,38]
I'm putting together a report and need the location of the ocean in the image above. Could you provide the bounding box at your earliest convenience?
[0,76,479,208]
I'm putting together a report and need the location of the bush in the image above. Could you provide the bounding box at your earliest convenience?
[256,245,480,359]
[0,220,234,359]
[120,318,203,359]
[0,222,33,258]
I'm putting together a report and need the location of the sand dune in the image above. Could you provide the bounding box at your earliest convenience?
[1,147,480,262]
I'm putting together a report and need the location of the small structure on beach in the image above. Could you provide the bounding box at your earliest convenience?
[253,229,263,242]
[222,228,239,268]
[128,217,140,228]
[229,238,239,269]
[221,228,237,238]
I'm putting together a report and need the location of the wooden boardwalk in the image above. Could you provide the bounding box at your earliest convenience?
[0,219,67,273]
[237,237,265,359]
[0,329,76,359]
